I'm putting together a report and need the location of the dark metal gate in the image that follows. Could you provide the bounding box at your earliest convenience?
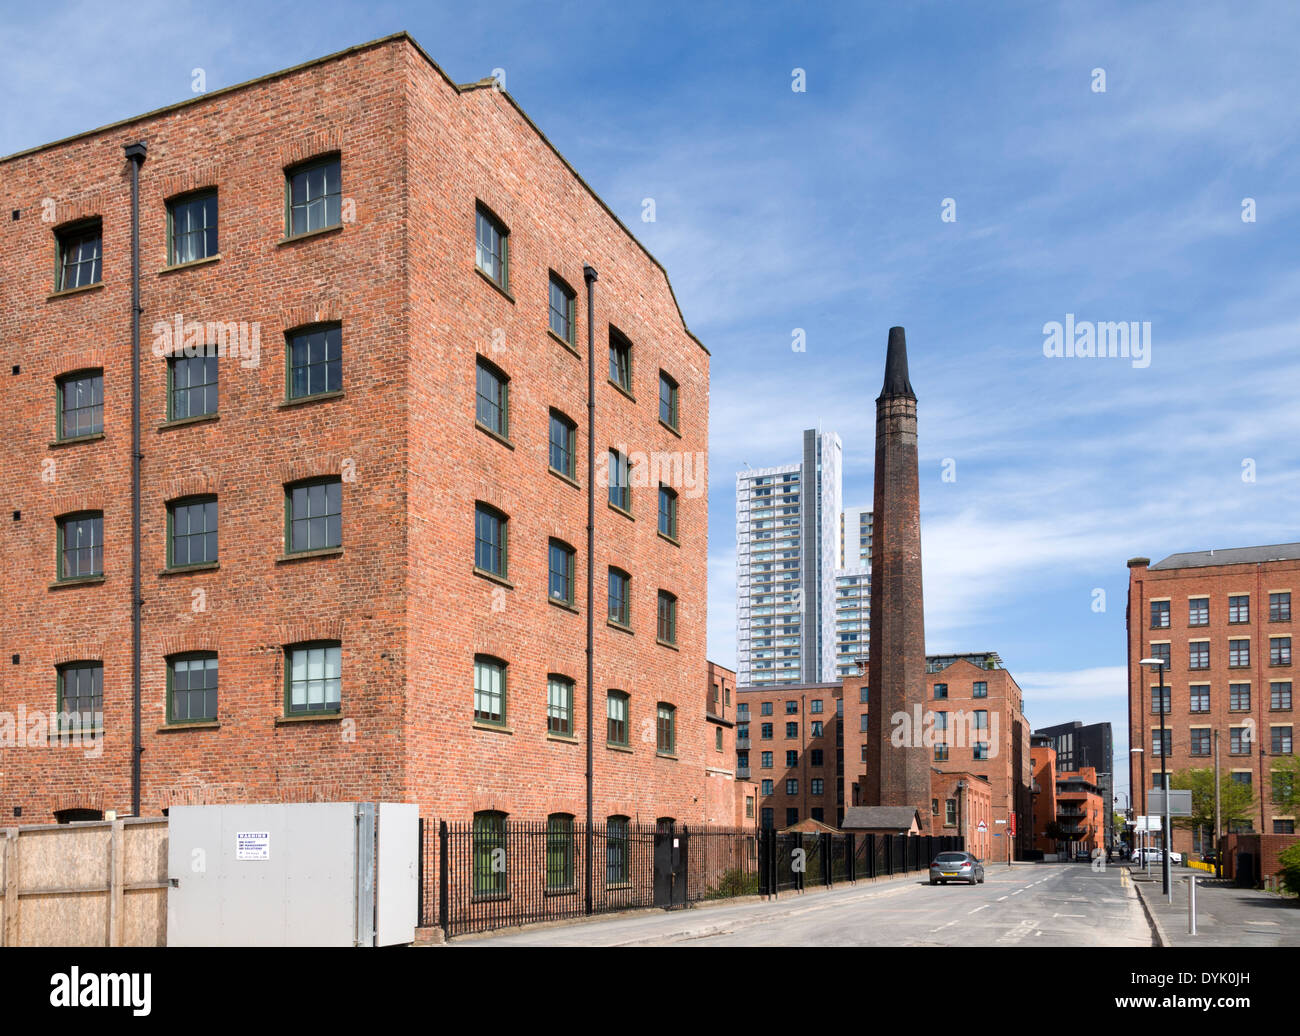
[654,829,689,908]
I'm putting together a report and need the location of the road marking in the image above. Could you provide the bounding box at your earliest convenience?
[997,895,1008,901]
[968,904,989,914]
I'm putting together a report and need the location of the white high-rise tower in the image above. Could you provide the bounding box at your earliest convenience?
[735,428,842,685]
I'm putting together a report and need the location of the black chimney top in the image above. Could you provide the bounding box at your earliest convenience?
[880,326,915,399]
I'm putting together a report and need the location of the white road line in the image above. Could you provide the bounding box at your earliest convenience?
[997,895,1008,901]
[968,904,989,914]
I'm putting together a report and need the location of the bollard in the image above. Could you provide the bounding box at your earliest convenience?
[1188,873,1197,935]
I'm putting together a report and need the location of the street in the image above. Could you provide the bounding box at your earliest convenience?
[460,861,1155,947]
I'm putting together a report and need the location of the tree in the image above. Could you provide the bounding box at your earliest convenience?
[1269,755,1300,814]
[1169,767,1254,844]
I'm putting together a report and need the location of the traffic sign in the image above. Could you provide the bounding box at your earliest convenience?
[1008,813,1016,836]
[977,819,987,832]
[1147,789,1193,817]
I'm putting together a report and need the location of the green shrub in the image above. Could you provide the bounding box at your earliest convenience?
[1277,843,1300,897]
[706,868,760,899]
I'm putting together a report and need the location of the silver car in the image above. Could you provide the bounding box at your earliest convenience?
[930,851,985,885]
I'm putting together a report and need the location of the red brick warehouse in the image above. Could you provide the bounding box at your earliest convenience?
[0,33,730,829]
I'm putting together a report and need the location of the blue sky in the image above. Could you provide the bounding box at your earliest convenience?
[7,1,1300,803]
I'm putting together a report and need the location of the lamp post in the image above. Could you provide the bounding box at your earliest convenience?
[1130,747,1146,874]
[1140,658,1172,900]
[1116,791,1130,856]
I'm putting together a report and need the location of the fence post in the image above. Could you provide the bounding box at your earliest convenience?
[846,834,856,883]
[438,820,450,939]
[3,828,17,947]
[821,833,831,887]
[108,820,125,947]
[417,818,425,927]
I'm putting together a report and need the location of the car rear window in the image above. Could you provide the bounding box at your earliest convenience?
[935,853,967,862]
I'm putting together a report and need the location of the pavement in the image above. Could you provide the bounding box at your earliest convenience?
[1128,864,1300,947]
[458,860,1153,946]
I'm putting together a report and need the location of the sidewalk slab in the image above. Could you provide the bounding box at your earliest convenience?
[1129,867,1300,947]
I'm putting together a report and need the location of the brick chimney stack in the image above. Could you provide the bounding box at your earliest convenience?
[863,327,930,813]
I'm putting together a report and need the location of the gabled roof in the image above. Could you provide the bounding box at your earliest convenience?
[0,32,707,356]
[1150,543,1300,570]
[840,806,921,831]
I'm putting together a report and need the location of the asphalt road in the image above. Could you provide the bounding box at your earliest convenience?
[461,861,1154,947]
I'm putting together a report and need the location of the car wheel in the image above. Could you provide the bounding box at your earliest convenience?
[978,875,984,884]
[969,877,977,885]
[930,878,937,885]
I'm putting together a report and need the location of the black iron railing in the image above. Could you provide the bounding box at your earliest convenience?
[419,819,762,938]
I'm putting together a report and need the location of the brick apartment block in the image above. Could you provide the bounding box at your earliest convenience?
[844,652,1031,854]
[1128,547,1299,860]
[1029,738,1105,857]
[735,682,844,828]
[0,33,724,829]
[705,661,758,825]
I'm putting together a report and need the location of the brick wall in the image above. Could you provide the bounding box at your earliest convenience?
[1127,555,1298,856]
[0,33,714,828]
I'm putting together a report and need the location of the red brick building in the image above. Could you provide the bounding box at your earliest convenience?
[844,652,1031,857]
[1127,547,1298,863]
[1029,739,1059,852]
[1029,739,1105,856]
[735,682,843,828]
[705,662,758,825]
[0,33,725,829]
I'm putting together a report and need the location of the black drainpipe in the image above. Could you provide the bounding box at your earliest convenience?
[583,263,597,915]
[124,140,147,817]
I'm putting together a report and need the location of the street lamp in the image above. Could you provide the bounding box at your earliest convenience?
[1140,657,1172,900]
[1130,747,1148,876]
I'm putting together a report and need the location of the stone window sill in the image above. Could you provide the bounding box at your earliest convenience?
[49,432,105,448]
[658,531,680,547]
[656,638,679,651]
[548,466,580,490]
[608,502,633,521]
[275,713,344,725]
[278,224,343,246]
[607,743,633,754]
[157,722,220,732]
[159,254,221,275]
[279,390,344,409]
[47,283,104,301]
[277,547,343,564]
[49,576,106,589]
[608,379,635,403]
[547,731,579,744]
[158,413,218,432]
[475,420,514,449]
[473,567,513,589]
[607,619,633,635]
[659,418,682,438]
[548,597,579,614]
[159,562,219,577]
[474,265,514,303]
[547,328,579,357]
[474,721,514,734]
